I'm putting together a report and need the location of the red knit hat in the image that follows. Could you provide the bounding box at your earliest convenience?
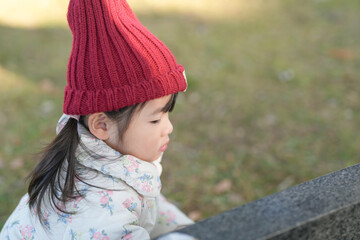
[63,0,187,115]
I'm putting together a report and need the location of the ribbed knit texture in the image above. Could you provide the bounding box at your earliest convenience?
[63,0,187,115]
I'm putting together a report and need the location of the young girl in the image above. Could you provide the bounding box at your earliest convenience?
[0,0,193,239]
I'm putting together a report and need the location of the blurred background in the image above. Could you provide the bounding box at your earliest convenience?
[0,0,359,226]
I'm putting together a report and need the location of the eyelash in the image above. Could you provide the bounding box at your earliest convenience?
[150,119,160,124]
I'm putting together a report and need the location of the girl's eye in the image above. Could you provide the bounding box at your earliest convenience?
[150,120,160,124]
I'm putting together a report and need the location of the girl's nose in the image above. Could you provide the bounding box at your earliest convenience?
[164,114,173,135]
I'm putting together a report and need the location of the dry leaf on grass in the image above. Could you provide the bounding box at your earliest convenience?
[214,179,232,194]
[188,210,203,221]
[10,158,24,169]
[41,79,55,93]
[330,48,355,61]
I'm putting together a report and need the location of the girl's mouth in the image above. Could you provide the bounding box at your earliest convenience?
[160,142,169,152]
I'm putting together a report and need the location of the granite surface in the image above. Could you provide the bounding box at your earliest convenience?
[159,163,360,240]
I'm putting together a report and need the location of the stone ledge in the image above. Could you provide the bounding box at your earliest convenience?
[158,163,360,240]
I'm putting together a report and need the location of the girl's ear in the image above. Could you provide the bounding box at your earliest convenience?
[87,113,112,140]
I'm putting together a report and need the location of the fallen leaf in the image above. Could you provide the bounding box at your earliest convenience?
[41,78,55,93]
[188,211,202,221]
[10,158,24,169]
[277,176,295,191]
[214,179,232,194]
[330,48,355,61]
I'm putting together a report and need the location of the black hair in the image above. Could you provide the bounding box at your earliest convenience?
[27,93,178,224]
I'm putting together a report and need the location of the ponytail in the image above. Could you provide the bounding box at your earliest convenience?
[27,117,80,222]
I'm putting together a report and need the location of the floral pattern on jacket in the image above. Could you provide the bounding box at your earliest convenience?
[0,114,193,240]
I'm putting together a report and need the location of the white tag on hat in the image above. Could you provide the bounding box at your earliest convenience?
[183,70,188,92]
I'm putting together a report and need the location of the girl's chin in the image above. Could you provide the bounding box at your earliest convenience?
[140,159,157,163]
[145,153,163,163]
[128,152,163,163]
[145,156,160,163]
[133,155,158,163]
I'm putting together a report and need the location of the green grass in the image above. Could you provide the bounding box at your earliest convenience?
[1,0,360,226]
